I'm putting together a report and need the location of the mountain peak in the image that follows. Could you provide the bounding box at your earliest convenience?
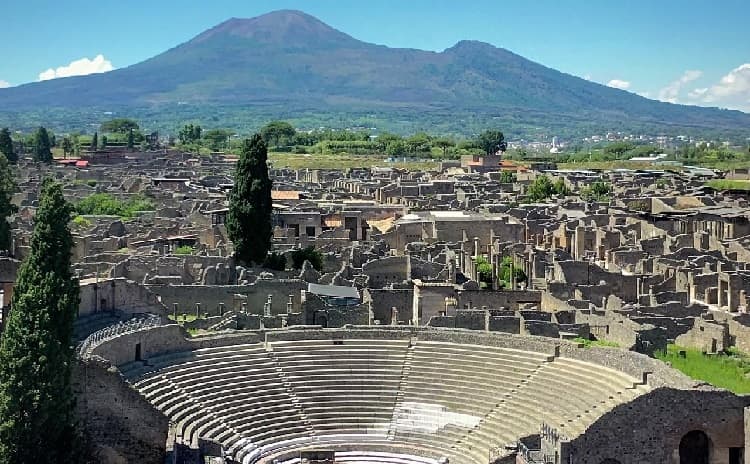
[192,10,359,47]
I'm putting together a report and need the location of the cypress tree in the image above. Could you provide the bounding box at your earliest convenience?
[0,180,80,464]
[90,132,98,150]
[0,129,15,163]
[0,154,17,252]
[33,127,52,162]
[226,133,273,264]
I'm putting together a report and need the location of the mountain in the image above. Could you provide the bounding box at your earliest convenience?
[1,9,748,136]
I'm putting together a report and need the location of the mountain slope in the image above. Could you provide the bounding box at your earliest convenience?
[1,9,748,133]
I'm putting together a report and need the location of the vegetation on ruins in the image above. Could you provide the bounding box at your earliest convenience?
[33,126,53,162]
[572,337,619,348]
[263,252,287,271]
[291,246,323,271]
[0,180,81,463]
[498,256,527,289]
[74,193,154,218]
[173,245,195,255]
[581,181,611,201]
[474,256,494,287]
[227,134,273,265]
[526,175,570,201]
[656,344,750,394]
[499,171,517,183]
[0,154,17,251]
[0,129,16,163]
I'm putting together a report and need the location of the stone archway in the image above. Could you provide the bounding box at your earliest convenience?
[680,430,710,464]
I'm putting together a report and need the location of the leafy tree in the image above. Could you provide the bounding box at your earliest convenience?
[90,132,98,150]
[202,129,232,151]
[178,124,202,145]
[260,121,296,148]
[527,175,554,201]
[374,132,402,151]
[33,127,53,162]
[61,137,73,159]
[433,137,455,157]
[100,118,139,134]
[226,134,273,265]
[0,154,17,251]
[291,246,323,270]
[0,180,80,463]
[553,178,571,196]
[405,132,431,154]
[0,129,16,163]
[385,140,406,158]
[498,256,527,289]
[582,181,611,201]
[477,130,507,155]
[100,135,108,148]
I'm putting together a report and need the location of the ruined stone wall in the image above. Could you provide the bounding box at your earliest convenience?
[362,255,409,289]
[90,324,191,366]
[364,288,413,325]
[72,358,167,464]
[456,290,542,310]
[563,388,750,464]
[79,278,168,317]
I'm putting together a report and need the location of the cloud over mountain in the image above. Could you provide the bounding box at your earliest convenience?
[38,54,114,81]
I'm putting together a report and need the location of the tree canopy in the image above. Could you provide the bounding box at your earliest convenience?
[100,118,139,134]
[33,127,53,162]
[178,124,202,145]
[0,154,17,251]
[260,121,296,147]
[226,134,273,264]
[0,180,80,463]
[291,246,323,270]
[477,130,507,155]
[0,129,16,163]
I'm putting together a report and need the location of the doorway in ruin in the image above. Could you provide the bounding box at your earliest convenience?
[679,430,710,464]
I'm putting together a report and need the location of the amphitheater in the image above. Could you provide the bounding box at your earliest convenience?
[80,322,750,464]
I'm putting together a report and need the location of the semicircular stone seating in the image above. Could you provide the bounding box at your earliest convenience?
[120,336,650,464]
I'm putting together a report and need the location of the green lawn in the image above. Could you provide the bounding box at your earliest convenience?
[168,314,201,323]
[705,179,750,191]
[655,344,750,394]
[268,151,439,171]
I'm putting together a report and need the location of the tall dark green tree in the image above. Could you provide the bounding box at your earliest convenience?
[90,132,98,150]
[33,127,53,162]
[0,154,17,252]
[126,129,135,149]
[0,129,16,163]
[259,120,295,148]
[226,134,273,264]
[0,180,80,463]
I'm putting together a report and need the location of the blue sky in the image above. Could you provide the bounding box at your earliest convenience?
[2,0,749,110]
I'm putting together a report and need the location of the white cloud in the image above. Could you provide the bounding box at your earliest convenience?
[687,87,708,99]
[38,54,114,81]
[607,79,631,90]
[700,63,750,107]
[658,70,702,103]
[583,74,591,81]
[0,80,10,89]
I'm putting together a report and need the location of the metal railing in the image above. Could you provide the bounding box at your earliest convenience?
[76,313,162,358]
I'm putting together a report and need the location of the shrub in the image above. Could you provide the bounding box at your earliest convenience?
[263,252,287,271]
[71,215,92,228]
[75,193,154,218]
[291,246,323,270]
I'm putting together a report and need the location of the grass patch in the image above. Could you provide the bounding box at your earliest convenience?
[655,344,750,394]
[168,314,200,323]
[705,179,750,191]
[268,151,439,171]
[573,337,620,348]
[75,193,154,218]
[71,215,92,228]
[173,245,195,255]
